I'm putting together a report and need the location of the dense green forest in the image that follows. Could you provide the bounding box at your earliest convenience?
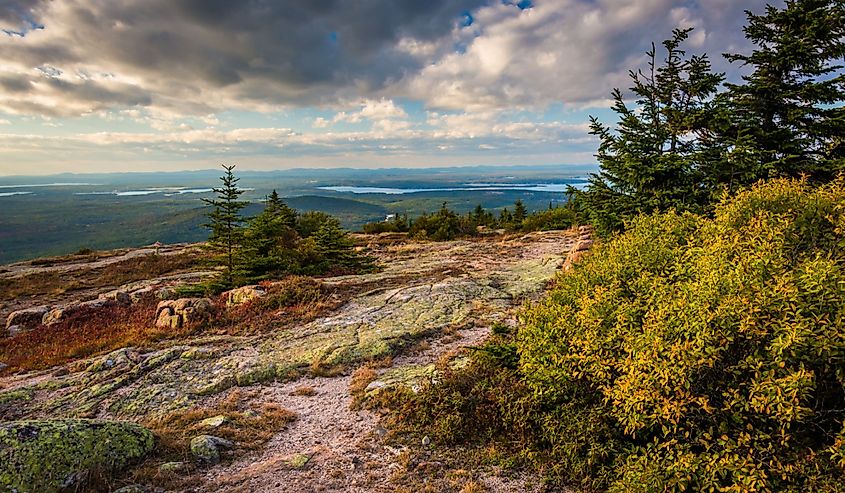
[389,1,845,491]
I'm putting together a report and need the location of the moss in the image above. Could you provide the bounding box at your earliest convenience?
[286,453,311,468]
[0,388,34,406]
[180,347,216,360]
[0,419,154,493]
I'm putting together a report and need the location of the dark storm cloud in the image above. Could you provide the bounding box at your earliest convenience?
[0,0,784,116]
[0,0,487,115]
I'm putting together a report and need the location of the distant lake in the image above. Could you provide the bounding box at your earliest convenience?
[317,182,587,195]
[74,187,216,197]
[0,182,101,189]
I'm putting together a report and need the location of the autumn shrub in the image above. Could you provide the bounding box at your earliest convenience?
[386,337,540,452]
[0,297,180,373]
[215,276,341,336]
[518,178,845,491]
[255,276,326,311]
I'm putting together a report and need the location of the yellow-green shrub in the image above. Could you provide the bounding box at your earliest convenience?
[518,178,845,491]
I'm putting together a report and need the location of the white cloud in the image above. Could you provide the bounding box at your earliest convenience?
[331,98,408,125]
[398,0,772,110]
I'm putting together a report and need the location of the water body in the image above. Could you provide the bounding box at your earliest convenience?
[0,182,101,189]
[0,191,33,197]
[74,187,221,197]
[317,183,587,195]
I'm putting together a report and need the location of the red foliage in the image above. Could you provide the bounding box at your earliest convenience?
[0,295,192,373]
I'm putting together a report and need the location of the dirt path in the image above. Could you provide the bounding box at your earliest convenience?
[203,324,539,493]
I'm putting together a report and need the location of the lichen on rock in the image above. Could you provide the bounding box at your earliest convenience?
[191,434,233,464]
[0,419,154,493]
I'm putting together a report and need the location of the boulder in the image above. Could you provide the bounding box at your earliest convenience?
[190,435,233,464]
[42,306,71,326]
[99,290,131,305]
[574,239,594,252]
[199,415,228,428]
[128,286,156,303]
[5,306,49,331]
[158,461,189,474]
[223,285,267,306]
[42,298,118,327]
[0,419,155,493]
[155,298,214,329]
[78,299,109,310]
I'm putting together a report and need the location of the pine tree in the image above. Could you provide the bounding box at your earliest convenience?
[581,29,724,235]
[499,207,512,225]
[203,164,248,287]
[723,0,845,179]
[313,217,372,272]
[241,190,300,281]
[513,199,527,225]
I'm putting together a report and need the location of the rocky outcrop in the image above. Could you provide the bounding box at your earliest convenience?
[155,298,215,328]
[223,285,267,306]
[99,289,131,305]
[41,307,66,326]
[563,225,595,271]
[0,419,154,493]
[1,231,577,422]
[5,306,49,334]
[40,298,120,327]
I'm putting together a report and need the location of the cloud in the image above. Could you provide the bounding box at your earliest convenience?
[330,98,409,129]
[0,109,595,162]
[0,0,45,35]
[0,0,486,116]
[399,0,775,110]
[0,0,778,118]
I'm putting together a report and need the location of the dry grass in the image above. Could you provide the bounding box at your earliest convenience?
[309,357,347,377]
[127,389,297,489]
[0,296,198,374]
[290,386,318,396]
[459,480,488,493]
[348,364,380,409]
[214,276,343,336]
[0,251,203,301]
[349,365,378,395]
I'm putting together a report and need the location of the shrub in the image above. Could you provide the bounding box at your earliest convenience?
[518,178,845,491]
[386,344,538,449]
[362,214,410,234]
[520,207,579,232]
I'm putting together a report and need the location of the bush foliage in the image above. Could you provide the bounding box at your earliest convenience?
[362,199,581,241]
[518,178,845,491]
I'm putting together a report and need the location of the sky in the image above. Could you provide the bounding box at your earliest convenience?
[0,0,775,176]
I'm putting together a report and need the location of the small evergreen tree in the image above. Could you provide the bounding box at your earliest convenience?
[723,0,845,180]
[512,199,527,225]
[313,217,372,273]
[241,190,300,281]
[296,211,336,238]
[499,207,512,225]
[202,164,248,287]
[581,29,724,235]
